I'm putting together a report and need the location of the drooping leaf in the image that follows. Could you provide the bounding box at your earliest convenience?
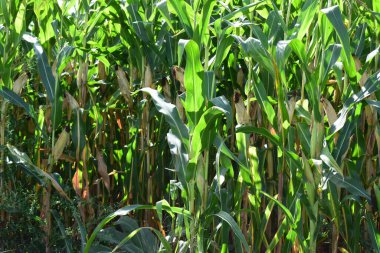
[329,71,380,137]
[321,6,356,79]
[213,211,250,253]
[22,34,56,103]
[141,88,189,148]
[0,86,35,118]
[7,144,70,200]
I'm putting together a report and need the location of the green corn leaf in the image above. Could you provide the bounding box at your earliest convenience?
[51,209,73,253]
[329,71,380,137]
[191,106,227,165]
[7,144,70,201]
[0,86,35,119]
[210,96,232,128]
[296,123,311,156]
[183,40,205,127]
[213,211,250,253]
[252,71,276,126]
[236,125,281,146]
[85,204,191,253]
[332,111,355,165]
[0,0,10,27]
[56,46,75,76]
[112,227,172,253]
[321,144,343,175]
[292,0,319,40]
[366,99,380,113]
[321,6,356,79]
[167,130,189,194]
[195,0,216,45]
[156,0,175,31]
[320,44,342,87]
[233,36,275,77]
[327,172,371,201]
[141,87,189,148]
[126,4,150,43]
[168,0,193,37]
[22,34,56,103]
[214,135,251,183]
[204,71,216,100]
[15,0,27,36]
[366,213,380,253]
[260,191,295,225]
[222,1,264,21]
[214,35,234,69]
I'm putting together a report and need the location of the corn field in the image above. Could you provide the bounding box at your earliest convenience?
[1,0,380,252]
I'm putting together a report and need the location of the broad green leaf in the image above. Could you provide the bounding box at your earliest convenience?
[236,125,281,146]
[327,172,371,200]
[252,74,276,126]
[366,213,380,253]
[22,34,56,103]
[204,71,216,100]
[320,44,342,87]
[233,36,275,77]
[296,123,311,156]
[85,204,191,253]
[213,211,250,252]
[112,227,172,253]
[292,0,319,40]
[329,71,380,137]
[183,40,205,127]
[366,99,380,113]
[51,210,73,253]
[56,46,75,76]
[266,11,284,43]
[260,191,294,224]
[15,0,27,35]
[167,130,189,194]
[214,35,234,69]
[0,86,35,119]
[222,1,264,21]
[214,135,251,183]
[141,87,189,148]
[195,0,216,45]
[210,96,232,129]
[191,106,227,165]
[156,0,175,31]
[321,6,356,79]
[332,111,355,165]
[126,4,150,43]
[0,0,10,27]
[321,144,343,175]
[168,0,193,37]
[7,144,70,200]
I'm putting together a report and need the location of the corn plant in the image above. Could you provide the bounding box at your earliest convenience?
[1,0,380,252]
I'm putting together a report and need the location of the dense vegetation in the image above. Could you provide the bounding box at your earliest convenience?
[1,0,380,252]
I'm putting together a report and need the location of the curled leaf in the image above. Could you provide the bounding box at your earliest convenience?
[65,91,79,110]
[172,66,184,91]
[116,66,132,108]
[97,149,110,192]
[53,128,70,162]
[13,73,28,95]
[321,97,337,126]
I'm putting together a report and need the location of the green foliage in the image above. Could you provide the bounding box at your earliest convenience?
[0,0,380,252]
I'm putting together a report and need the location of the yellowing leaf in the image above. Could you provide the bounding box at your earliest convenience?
[97,149,110,192]
[321,97,337,126]
[52,128,70,162]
